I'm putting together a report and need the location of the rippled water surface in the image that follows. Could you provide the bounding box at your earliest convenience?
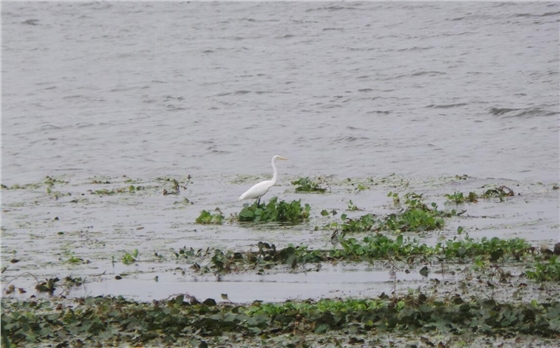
[2,2,559,302]
[2,1,559,183]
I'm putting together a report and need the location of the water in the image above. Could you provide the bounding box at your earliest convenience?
[2,2,559,185]
[1,2,559,303]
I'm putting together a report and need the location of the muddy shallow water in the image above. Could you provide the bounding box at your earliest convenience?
[1,174,558,303]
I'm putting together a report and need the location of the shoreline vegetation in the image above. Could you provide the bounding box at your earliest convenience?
[2,292,560,347]
[2,174,559,346]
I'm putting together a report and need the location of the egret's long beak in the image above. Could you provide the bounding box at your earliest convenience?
[277,156,288,160]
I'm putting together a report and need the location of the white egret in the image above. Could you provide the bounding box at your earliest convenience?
[239,155,288,205]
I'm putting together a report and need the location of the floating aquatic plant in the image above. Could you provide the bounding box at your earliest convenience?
[291,177,327,193]
[527,256,560,282]
[328,193,456,234]
[238,197,310,223]
[445,186,515,205]
[195,209,224,224]
[122,249,139,265]
[1,293,558,347]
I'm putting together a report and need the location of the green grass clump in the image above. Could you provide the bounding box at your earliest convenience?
[196,209,224,224]
[238,197,310,223]
[291,177,327,193]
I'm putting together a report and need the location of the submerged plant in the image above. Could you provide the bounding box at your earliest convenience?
[291,177,327,193]
[238,197,310,223]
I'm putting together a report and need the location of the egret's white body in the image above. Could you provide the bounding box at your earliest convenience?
[239,155,287,204]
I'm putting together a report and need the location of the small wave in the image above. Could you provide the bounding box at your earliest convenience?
[306,6,359,12]
[41,124,62,130]
[22,19,39,26]
[426,103,467,109]
[209,149,231,155]
[490,107,558,118]
[366,110,390,115]
[411,71,446,77]
[490,107,520,116]
[62,94,86,99]
[514,11,560,18]
[334,135,369,143]
[397,46,433,52]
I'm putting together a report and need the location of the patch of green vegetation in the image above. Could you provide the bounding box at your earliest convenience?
[382,193,457,232]
[346,200,360,211]
[334,213,376,233]
[481,186,515,202]
[238,197,310,223]
[89,185,145,196]
[328,193,456,233]
[158,175,192,195]
[527,256,560,282]
[445,191,480,204]
[178,232,535,275]
[445,186,515,204]
[436,235,531,262]
[196,209,224,225]
[344,178,375,192]
[34,277,59,294]
[354,183,370,192]
[291,177,327,193]
[332,235,433,261]
[44,176,68,187]
[65,254,86,265]
[1,293,558,347]
[122,249,139,265]
[3,182,42,190]
[194,242,325,274]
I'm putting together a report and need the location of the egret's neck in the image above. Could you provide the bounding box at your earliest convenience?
[271,157,278,184]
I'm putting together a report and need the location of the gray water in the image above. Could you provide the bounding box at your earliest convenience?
[2,2,560,303]
[2,2,559,185]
